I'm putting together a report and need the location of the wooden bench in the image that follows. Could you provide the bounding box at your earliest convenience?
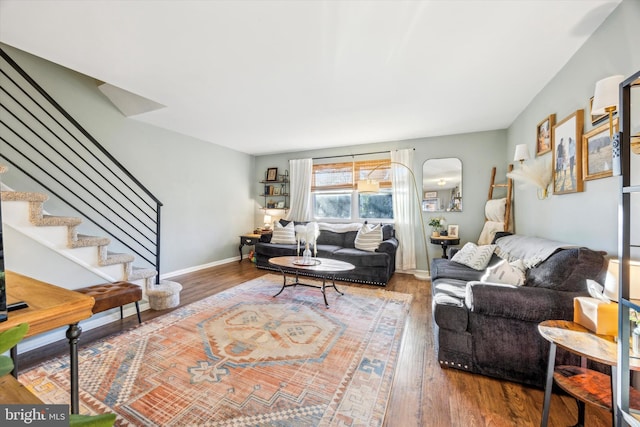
[76,282,142,323]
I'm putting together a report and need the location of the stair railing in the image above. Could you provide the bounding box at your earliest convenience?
[0,48,162,281]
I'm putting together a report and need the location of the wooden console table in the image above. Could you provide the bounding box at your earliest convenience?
[538,320,640,427]
[1,271,95,414]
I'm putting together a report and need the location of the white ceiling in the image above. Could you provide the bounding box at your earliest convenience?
[0,0,621,156]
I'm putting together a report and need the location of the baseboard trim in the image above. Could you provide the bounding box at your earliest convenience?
[159,256,240,280]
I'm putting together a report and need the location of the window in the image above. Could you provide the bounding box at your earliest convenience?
[312,159,393,221]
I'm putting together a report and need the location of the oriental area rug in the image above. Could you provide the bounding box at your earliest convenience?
[20,275,412,426]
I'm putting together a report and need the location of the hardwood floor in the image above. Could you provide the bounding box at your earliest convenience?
[18,261,612,426]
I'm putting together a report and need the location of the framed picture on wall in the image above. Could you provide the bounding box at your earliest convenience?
[552,109,584,195]
[582,118,618,181]
[266,167,278,182]
[536,114,555,156]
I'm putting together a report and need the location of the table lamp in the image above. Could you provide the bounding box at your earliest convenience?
[263,215,272,230]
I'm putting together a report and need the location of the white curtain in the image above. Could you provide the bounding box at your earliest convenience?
[286,158,313,221]
[392,149,418,271]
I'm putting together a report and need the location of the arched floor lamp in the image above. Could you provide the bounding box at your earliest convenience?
[357,161,431,280]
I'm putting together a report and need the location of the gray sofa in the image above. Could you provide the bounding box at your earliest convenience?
[431,233,608,388]
[255,221,398,286]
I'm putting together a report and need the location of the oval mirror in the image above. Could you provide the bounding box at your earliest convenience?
[422,158,462,212]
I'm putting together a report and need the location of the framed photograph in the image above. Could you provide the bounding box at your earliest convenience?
[536,114,555,156]
[273,186,281,195]
[447,225,459,238]
[266,167,278,182]
[582,118,618,181]
[424,191,437,199]
[589,96,608,126]
[276,201,285,209]
[422,198,441,212]
[552,110,584,195]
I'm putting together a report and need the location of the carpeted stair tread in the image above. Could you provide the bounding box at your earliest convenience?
[1,190,49,202]
[101,251,135,266]
[128,266,157,281]
[34,214,82,227]
[70,234,111,248]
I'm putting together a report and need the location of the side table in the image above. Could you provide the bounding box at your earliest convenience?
[429,236,460,259]
[238,231,271,262]
[538,320,640,427]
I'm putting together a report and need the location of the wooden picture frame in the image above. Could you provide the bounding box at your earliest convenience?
[589,96,608,126]
[536,114,555,156]
[266,167,278,182]
[447,225,459,238]
[424,191,437,199]
[552,110,584,195]
[273,186,281,196]
[582,118,618,181]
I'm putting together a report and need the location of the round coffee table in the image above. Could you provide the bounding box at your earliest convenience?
[268,256,355,308]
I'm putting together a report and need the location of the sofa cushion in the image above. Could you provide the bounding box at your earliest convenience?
[255,243,298,258]
[271,221,296,244]
[316,230,346,247]
[355,224,383,252]
[330,248,389,268]
[315,244,342,258]
[431,257,494,282]
[526,248,607,292]
[451,243,497,270]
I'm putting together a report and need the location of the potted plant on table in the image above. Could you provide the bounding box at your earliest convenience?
[428,217,445,237]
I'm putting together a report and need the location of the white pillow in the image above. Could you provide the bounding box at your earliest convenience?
[451,242,496,270]
[271,221,296,244]
[354,223,382,252]
[481,259,526,286]
[485,198,506,222]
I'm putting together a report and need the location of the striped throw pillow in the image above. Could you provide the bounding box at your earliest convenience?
[271,221,296,244]
[451,242,496,270]
[354,223,383,252]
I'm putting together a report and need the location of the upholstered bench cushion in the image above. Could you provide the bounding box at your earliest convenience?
[76,282,142,314]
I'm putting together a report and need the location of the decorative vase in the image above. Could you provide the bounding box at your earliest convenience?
[303,242,312,263]
[432,230,440,238]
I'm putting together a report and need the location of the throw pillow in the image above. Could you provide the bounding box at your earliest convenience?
[354,223,382,252]
[481,259,526,286]
[451,242,497,271]
[270,221,296,244]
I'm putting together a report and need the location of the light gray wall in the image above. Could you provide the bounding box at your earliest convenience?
[507,0,640,255]
[0,44,255,275]
[255,130,508,271]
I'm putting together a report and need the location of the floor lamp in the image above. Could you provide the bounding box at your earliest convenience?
[357,161,430,280]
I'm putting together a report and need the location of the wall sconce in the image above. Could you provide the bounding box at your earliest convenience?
[592,75,624,140]
[513,144,530,165]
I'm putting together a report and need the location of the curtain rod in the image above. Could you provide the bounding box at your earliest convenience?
[312,148,414,161]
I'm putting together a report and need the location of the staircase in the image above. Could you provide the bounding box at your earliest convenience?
[1,173,156,289]
[0,47,162,290]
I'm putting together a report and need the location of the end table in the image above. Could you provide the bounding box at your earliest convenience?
[429,236,460,259]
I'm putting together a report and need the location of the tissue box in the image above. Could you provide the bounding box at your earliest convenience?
[573,297,618,336]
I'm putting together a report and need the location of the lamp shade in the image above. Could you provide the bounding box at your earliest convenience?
[357,179,380,193]
[603,258,640,302]
[592,75,624,115]
[263,215,272,227]
[513,144,530,162]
